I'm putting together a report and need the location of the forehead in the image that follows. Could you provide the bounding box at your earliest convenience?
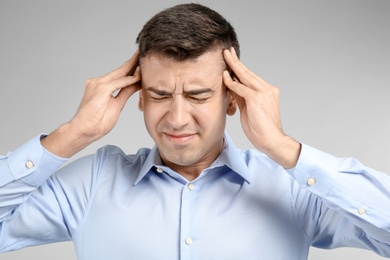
[140,49,226,69]
[140,50,226,89]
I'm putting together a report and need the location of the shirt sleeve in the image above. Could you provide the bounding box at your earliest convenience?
[288,143,390,257]
[0,135,67,218]
[0,135,95,252]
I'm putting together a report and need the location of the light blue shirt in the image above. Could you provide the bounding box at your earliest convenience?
[1,133,390,259]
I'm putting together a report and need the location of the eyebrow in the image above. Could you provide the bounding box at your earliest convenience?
[185,88,214,95]
[146,87,214,96]
[146,87,171,96]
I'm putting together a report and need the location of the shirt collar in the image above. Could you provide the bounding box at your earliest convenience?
[134,131,251,185]
[134,145,162,185]
[215,132,251,183]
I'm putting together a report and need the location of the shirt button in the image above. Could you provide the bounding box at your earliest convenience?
[307,177,316,186]
[358,208,366,215]
[188,183,195,191]
[25,160,34,169]
[185,237,193,245]
[156,168,163,173]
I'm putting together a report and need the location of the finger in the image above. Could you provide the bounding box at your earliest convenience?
[94,66,141,96]
[115,82,142,111]
[101,50,140,82]
[223,49,256,87]
[223,70,252,99]
[228,48,261,82]
[223,71,248,110]
[101,66,141,96]
[115,67,142,110]
[223,49,267,90]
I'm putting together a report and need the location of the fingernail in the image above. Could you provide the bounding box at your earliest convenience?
[231,47,236,55]
[134,66,141,76]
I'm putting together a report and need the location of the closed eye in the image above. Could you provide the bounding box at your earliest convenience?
[185,88,213,103]
[187,96,209,103]
[146,87,172,102]
[146,87,213,103]
[150,95,171,102]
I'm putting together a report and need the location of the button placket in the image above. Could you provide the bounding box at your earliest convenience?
[185,237,193,245]
[179,182,196,257]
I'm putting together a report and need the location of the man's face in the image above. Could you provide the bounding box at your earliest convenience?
[139,50,236,171]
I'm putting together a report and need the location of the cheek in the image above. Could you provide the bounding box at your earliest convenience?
[208,94,229,115]
[142,104,163,130]
[194,100,228,125]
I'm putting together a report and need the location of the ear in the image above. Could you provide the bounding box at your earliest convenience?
[226,90,237,116]
[138,89,144,111]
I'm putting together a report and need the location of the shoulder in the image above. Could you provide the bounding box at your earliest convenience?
[239,148,282,171]
[95,145,152,165]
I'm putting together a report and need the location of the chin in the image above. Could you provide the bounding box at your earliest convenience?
[162,151,201,166]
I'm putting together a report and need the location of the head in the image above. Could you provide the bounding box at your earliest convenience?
[136,3,239,176]
[136,3,240,61]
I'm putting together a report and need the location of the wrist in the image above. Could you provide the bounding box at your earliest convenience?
[261,135,301,169]
[41,122,94,158]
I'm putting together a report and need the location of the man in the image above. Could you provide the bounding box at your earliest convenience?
[0,3,389,259]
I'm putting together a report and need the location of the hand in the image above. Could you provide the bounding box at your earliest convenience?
[223,48,300,168]
[71,50,141,141]
[42,50,141,158]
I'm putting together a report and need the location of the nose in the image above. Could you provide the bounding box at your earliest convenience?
[166,96,191,130]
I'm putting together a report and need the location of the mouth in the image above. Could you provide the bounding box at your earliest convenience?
[164,132,196,144]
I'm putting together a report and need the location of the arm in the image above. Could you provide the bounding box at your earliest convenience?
[223,48,390,255]
[42,50,141,158]
[0,51,141,250]
[0,143,98,251]
[222,48,300,169]
[291,144,390,256]
[0,136,67,221]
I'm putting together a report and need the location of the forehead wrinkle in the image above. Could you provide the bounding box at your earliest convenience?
[141,50,226,94]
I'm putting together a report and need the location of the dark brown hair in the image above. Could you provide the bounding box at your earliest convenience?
[136,3,240,61]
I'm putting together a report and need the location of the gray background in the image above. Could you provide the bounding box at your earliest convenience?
[0,0,389,259]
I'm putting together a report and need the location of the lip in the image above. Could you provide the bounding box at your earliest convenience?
[164,132,196,144]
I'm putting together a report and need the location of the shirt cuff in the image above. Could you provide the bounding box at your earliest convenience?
[3,134,68,187]
[287,143,340,194]
[289,143,390,231]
